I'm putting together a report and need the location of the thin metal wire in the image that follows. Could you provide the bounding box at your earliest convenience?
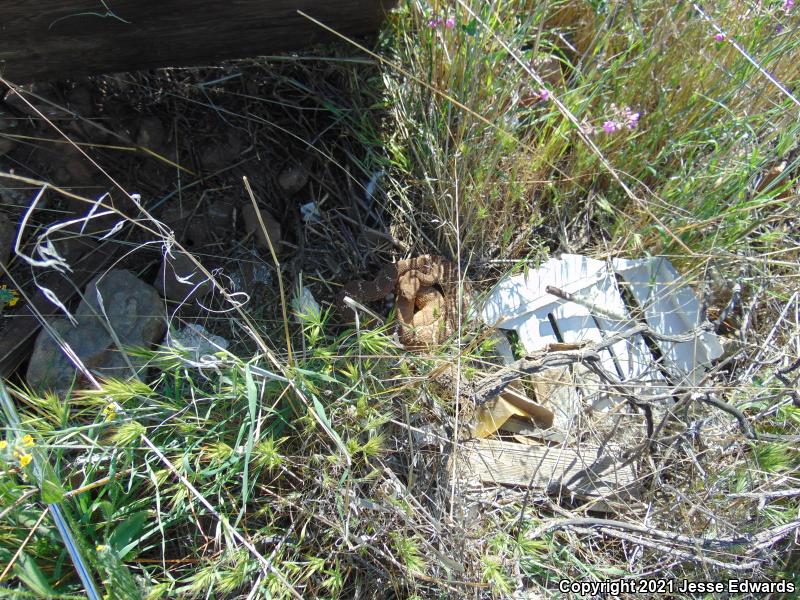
[0,379,102,599]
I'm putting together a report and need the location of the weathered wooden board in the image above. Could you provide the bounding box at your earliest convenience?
[0,1,395,82]
[457,438,638,500]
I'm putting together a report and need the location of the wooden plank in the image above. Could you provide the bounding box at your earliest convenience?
[457,438,638,499]
[0,1,395,83]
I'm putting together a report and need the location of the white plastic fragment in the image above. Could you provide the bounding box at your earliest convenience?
[292,285,321,322]
[481,254,723,386]
[300,201,321,224]
[166,323,229,360]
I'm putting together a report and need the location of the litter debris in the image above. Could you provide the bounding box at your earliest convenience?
[473,382,553,439]
[292,285,321,322]
[166,323,229,361]
[300,200,322,224]
[481,254,722,388]
[457,254,724,504]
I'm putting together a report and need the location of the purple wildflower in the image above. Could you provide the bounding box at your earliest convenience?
[602,121,619,134]
[714,32,725,42]
[620,106,640,129]
[538,88,550,102]
[784,0,794,12]
[445,17,456,29]
[428,16,444,29]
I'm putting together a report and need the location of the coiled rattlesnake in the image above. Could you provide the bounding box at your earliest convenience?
[339,255,466,351]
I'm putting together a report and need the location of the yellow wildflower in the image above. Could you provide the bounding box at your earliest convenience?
[96,544,107,552]
[21,434,34,447]
[0,440,7,450]
[18,453,32,467]
[102,405,117,422]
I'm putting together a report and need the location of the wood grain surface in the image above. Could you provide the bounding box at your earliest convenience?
[0,1,395,82]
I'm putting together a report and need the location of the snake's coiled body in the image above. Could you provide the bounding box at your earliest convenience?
[339,255,465,351]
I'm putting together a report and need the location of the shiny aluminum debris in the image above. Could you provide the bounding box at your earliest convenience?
[481,254,723,388]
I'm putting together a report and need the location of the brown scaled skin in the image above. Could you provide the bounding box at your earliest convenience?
[339,255,461,351]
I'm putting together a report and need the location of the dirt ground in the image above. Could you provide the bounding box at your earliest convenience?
[0,54,404,376]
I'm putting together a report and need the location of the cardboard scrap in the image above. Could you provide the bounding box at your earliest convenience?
[473,384,554,439]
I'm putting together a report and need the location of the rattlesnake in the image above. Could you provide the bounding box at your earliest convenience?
[339,255,465,350]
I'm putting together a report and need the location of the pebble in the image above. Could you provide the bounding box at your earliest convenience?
[165,323,228,361]
[241,204,281,252]
[154,250,213,302]
[278,164,308,195]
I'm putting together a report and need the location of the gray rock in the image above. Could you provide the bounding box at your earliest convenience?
[154,250,213,302]
[278,164,308,195]
[26,269,166,394]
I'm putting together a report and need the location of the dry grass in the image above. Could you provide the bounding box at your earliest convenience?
[0,0,799,598]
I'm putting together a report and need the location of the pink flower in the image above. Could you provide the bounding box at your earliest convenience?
[538,88,550,101]
[602,121,619,134]
[620,106,640,129]
[714,32,725,42]
[445,17,456,29]
[428,16,444,29]
[784,0,794,12]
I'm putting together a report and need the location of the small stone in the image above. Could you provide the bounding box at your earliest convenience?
[159,206,210,250]
[136,116,166,149]
[229,260,272,296]
[26,270,166,395]
[278,165,308,195]
[207,200,233,232]
[199,132,243,171]
[241,205,281,252]
[0,138,16,157]
[0,212,16,265]
[155,250,213,302]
